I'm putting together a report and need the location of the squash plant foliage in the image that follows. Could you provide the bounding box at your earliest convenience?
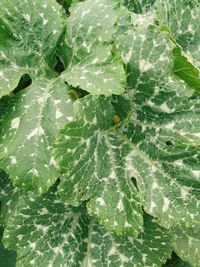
[0,0,200,266]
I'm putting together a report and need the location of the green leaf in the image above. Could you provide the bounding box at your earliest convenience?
[0,170,20,226]
[55,24,200,233]
[0,0,65,98]
[173,225,200,267]
[116,7,132,36]
[155,0,200,68]
[54,96,143,237]
[56,0,83,13]
[0,172,17,266]
[163,252,192,267]
[2,187,172,267]
[2,186,89,267]
[173,48,200,95]
[116,24,176,90]
[61,0,126,95]
[113,25,200,229]
[0,78,74,193]
[174,262,192,267]
[121,0,156,14]
[83,215,172,267]
[0,227,16,267]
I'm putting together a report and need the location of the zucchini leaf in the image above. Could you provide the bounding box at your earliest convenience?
[0,78,73,193]
[121,0,156,14]
[2,184,172,267]
[173,225,200,267]
[61,0,126,95]
[54,24,200,235]
[0,0,66,98]
[156,0,200,68]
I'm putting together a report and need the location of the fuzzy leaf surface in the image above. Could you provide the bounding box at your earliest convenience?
[82,215,172,267]
[62,0,126,95]
[0,227,16,267]
[55,24,200,234]
[2,186,172,267]
[55,96,143,237]
[173,48,200,95]
[121,0,156,13]
[0,78,73,193]
[3,187,89,267]
[0,171,20,226]
[115,24,200,228]
[156,0,200,68]
[173,225,200,267]
[0,0,64,98]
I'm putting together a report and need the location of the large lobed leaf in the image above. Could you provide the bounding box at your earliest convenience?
[54,96,143,237]
[54,24,200,237]
[155,0,200,95]
[61,0,126,95]
[2,183,172,267]
[0,0,65,98]
[0,78,73,193]
[155,0,200,68]
[1,0,200,266]
[110,23,200,229]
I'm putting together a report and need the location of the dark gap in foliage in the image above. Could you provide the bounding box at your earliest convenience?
[56,0,85,15]
[162,251,191,267]
[163,252,179,267]
[189,93,198,99]
[0,226,17,266]
[56,0,71,14]
[0,96,11,129]
[55,56,65,73]
[131,177,138,190]
[166,141,173,146]
[65,82,89,100]
[0,98,7,117]
[13,74,32,94]
[56,178,61,186]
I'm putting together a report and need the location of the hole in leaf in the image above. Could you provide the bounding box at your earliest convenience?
[55,56,65,73]
[13,74,32,94]
[66,82,89,100]
[166,140,173,146]
[162,251,188,267]
[131,177,138,190]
